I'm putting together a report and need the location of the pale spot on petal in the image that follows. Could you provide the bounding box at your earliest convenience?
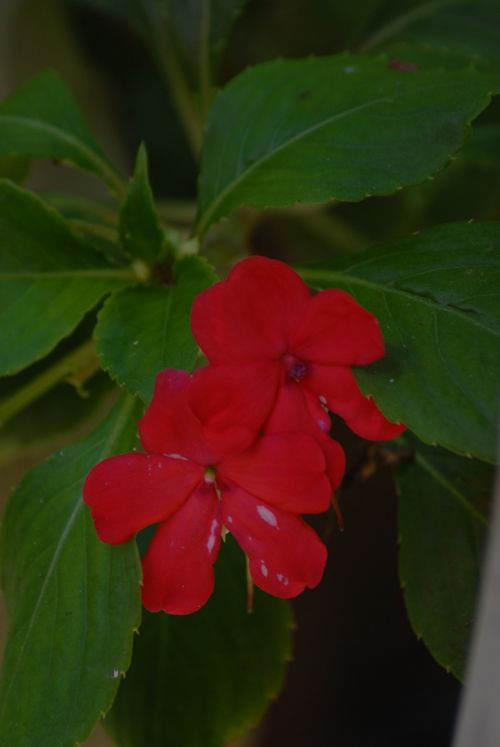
[206,518,219,554]
[257,505,278,527]
[260,561,269,577]
[166,452,188,461]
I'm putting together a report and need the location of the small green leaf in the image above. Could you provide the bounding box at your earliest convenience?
[0,180,134,375]
[0,396,143,747]
[107,537,292,747]
[197,53,498,235]
[119,144,166,264]
[300,221,500,463]
[0,70,124,194]
[95,255,217,401]
[396,436,493,679]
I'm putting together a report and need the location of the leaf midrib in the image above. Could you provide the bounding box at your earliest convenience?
[300,268,500,339]
[0,395,137,724]
[414,451,488,525]
[0,115,122,193]
[197,96,392,234]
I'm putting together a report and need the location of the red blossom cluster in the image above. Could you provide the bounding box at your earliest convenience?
[84,257,404,614]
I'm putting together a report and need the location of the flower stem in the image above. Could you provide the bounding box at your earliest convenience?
[0,340,100,429]
[142,2,203,158]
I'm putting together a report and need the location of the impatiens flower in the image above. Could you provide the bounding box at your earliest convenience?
[190,256,405,454]
[84,370,332,615]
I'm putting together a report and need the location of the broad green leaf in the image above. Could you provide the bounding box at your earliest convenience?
[0,70,124,193]
[197,53,498,235]
[107,537,292,747]
[300,221,500,463]
[161,0,249,80]
[95,255,217,401]
[0,180,134,375]
[396,437,492,679]
[119,144,166,264]
[0,396,143,747]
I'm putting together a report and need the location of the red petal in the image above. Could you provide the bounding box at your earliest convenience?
[306,364,405,440]
[220,432,331,513]
[189,361,280,455]
[139,369,216,465]
[317,432,346,491]
[264,382,345,491]
[191,256,311,363]
[222,484,327,599]
[265,380,331,435]
[83,453,203,544]
[291,289,385,366]
[142,486,221,614]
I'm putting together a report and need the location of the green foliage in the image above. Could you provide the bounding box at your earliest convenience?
[0,396,143,747]
[107,537,292,747]
[0,180,132,376]
[396,436,492,679]
[300,221,500,463]
[0,70,123,193]
[197,53,499,235]
[162,0,249,81]
[372,0,500,69]
[95,256,217,401]
[119,144,166,264]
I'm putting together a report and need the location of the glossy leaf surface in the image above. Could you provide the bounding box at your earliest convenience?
[0,180,132,375]
[107,537,292,747]
[397,437,492,679]
[0,396,143,746]
[95,256,217,401]
[301,221,500,463]
[197,53,498,234]
[0,70,123,192]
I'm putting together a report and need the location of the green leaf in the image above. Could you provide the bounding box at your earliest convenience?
[162,0,249,79]
[396,436,493,679]
[373,0,500,71]
[119,144,166,264]
[95,255,217,402]
[0,70,124,194]
[107,537,292,747]
[197,53,498,235]
[0,395,143,747]
[0,180,134,375]
[300,221,500,463]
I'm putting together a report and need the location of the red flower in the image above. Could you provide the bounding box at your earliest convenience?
[84,370,331,615]
[190,256,404,454]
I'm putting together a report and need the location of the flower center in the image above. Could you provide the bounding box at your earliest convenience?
[283,354,309,382]
[204,466,217,484]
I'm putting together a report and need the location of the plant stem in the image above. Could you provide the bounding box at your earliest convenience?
[141,1,203,157]
[199,0,213,125]
[0,340,100,429]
